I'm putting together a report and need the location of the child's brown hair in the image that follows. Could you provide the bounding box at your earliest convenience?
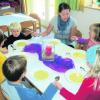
[2,55,27,82]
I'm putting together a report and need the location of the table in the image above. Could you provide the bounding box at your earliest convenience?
[0,13,35,26]
[6,37,89,100]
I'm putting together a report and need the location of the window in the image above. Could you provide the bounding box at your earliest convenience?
[85,0,100,9]
[32,0,55,26]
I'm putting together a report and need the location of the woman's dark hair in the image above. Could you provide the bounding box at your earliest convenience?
[2,55,27,81]
[58,2,71,13]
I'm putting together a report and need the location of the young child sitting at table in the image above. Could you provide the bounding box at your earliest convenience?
[72,23,100,50]
[0,29,8,53]
[0,52,6,84]
[1,55,60,100]
[87,23,100,49]
[2,22,32,48]
[56,47,100,100]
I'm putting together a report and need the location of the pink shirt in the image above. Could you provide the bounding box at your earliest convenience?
[87,39,100,49]
[60,77,100,100]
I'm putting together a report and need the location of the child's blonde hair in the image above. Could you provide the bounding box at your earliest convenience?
[88,47,100,90]
[89,23,100,42]
[9,22,22,32]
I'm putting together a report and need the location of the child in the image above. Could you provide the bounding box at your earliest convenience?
[56,48,100,100]
[87,23,100,49]
[0,29,8,53]
[41,2,82,46]
[2,22,32,48]
[0,52,6,83]
[2,55,60,100]
[86,44,100,65]
[72,23,100,50]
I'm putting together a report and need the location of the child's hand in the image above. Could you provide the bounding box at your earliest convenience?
[71,36,78,41]
[0,47,8,54]
[40,32,47,37]
[87,61,92,67]
[53,81,63,90]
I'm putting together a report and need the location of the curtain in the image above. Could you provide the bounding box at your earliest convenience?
[22,0,33,15]
[55,0,85,14]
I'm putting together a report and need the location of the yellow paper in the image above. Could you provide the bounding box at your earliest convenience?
[17,42,27,47]
[69,72,84,84]
[34,70,49,81]
[49,40,60,45]
[73,52,86,59]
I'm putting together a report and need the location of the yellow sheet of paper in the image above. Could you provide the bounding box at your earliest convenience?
[73,52,86,59]
[69,72,84,84]
[34,70,49,81]
[49,40,60,45]
[17,42,27,47]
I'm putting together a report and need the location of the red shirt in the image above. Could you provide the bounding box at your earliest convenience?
[60,77,100,100]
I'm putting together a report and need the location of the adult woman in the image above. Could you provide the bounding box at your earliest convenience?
[41,2,82,45]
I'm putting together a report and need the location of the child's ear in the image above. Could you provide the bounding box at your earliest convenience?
[21,71,26,79]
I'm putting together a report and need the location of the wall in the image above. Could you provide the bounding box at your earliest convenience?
[71,7,100,38]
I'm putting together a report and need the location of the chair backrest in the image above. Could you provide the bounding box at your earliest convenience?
[29,13,41,32]
[20,20,35,32]
[0,86,7,100]
[0,25,10,36]
[1,80,21,100]
[3,12,14,16]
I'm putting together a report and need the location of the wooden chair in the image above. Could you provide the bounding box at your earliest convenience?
[0,87,8,100]
[0,82,9,100]
[0,25,10,36]
[29,13,41,32]
[3,12,14,16]
[20,20,35,31]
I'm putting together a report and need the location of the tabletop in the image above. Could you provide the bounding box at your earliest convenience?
[6,36,90,100]
[0,13,35,26]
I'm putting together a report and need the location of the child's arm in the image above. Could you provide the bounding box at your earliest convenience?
[41,24,53,37]
[60,88,75,99]
[40,83,58,100]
